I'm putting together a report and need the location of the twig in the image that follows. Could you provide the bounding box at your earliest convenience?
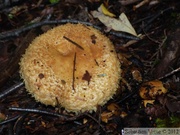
[109,31,140,40]
[0,82,24,100]
[133,0,150,10]
[0,115,20,125]
[158,67,180,80]
[8,107,106,132]
[63,36,84,50]
[9,107,69,119]
[142,7,174,32]
[0,19,140,40]
[119,0,140,6]
[72,53,76,91]
[84,113,106,132]
[149,30,167,60]
[14,113,28,135]
[8,107,84,121]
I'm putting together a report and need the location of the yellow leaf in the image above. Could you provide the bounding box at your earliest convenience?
[143,100,155,107]
[99,3,116,17]
[101,111,113,123]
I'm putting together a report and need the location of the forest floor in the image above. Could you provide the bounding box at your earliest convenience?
[0,0,180,135]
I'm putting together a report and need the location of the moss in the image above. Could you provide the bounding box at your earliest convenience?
[155,115,180,127]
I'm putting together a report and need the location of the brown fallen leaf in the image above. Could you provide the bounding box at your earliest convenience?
[139,80,167,100]
[143,100,155,107]
[101,111,113,123]
[131,68,142,82]
[145,104,168,118]
[107,103,121,116]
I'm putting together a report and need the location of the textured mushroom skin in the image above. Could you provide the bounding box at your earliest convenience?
[20,23,121,113]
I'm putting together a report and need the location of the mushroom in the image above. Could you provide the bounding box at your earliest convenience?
[19,23,121,113]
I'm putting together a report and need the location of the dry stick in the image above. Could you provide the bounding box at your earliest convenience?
[8,107,84,121]
[0,115,20,125]
[158,67,180,80]
[8,107,68,118]
[84,113,106,132]
[0,19,140,40]
[72,53,76,91]
[0,82,24,100]
[14,112,28,135]
[63,36,84,50]
[8,107,106,132]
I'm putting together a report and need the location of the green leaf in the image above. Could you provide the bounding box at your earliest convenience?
[49,0,59,4]
[155,118,167,128]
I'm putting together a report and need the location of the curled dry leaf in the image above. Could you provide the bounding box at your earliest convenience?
[91,11,138,36]
[101,103,128,123]
[139,80,167,100]
[131,68,142,82]
[143,100,155,107]
[107,103,121,116]
[101,111,113,123]
[107,103,127,118]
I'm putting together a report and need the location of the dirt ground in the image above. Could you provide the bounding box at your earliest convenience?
[0,0,180,135]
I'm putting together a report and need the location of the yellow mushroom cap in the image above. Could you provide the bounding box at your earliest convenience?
[19,23,121,113]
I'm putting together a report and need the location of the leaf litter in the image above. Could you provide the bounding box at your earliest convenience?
[0,0,180,134]
[90,2,139,36]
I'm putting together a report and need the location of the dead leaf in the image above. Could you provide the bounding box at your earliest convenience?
[91,11,138,36]
[131,69,142,82]
[145,104,167,118]
[107,103,121,116]
[157,95,180,113]
[139,80,167,100]
[153,29,180,78]
[143,100,155,107]
[101,111,113,123]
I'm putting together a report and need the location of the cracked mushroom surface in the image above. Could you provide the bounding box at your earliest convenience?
[20,23,121,113]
